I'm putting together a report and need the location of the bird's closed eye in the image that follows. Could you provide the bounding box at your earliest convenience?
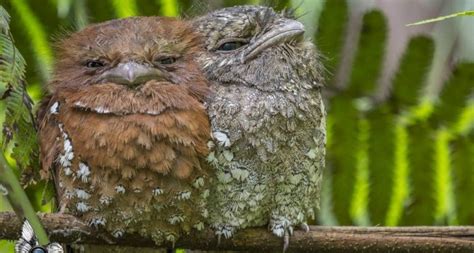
[216,39,248,52]
[85,59,105,68]
[155,56,178,65]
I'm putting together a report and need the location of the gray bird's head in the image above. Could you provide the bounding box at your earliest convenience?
[194,5,323,91]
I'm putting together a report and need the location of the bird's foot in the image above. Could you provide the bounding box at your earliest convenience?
[212,224,236,245]
[300,222,310,232]
[269,217,293,252]
[269,218,309,252]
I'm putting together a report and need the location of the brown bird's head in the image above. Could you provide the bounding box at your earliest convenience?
[194,5,323,91]
[50,16,209,112]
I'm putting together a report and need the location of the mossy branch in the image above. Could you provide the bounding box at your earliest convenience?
[1,212,474,252]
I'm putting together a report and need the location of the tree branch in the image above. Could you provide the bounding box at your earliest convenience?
[1,211,474,252]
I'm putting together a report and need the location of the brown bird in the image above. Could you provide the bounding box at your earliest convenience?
[194,5,326,249]
[37,16,211,247]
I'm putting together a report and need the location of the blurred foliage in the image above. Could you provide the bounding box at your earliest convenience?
[0,5,50,250]
[0,0,473,251]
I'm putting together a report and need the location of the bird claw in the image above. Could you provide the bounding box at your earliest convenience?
[283,231,290,252]
[300,223,310,233]
[213,224,235,246]
[269,218,294,252]
[217,233,222,246]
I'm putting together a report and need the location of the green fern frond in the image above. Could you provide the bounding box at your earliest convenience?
[111,0,138,18]
[392,37,435,110]
[318,115,338,225]
[318,171,339,226]
[400,121,435,225]
[0,240,14,252]
[366,105,395,225]
[347,10,387,97]
[10,0,54,82]
[433,128,458,225]
[452,133,474,224]
[381,36,435,226]
[316,0,348,87]
[385,120,410,226]
[56,0,73,18]
[451,99,474,136]
[0,29,39,174]
[0,7,10,33]
[73,0,89,29]
[328,97,359,225]
[158,0,179,16]
[430,63,474,127]
[350,116,371,226]
[0,6,48,245]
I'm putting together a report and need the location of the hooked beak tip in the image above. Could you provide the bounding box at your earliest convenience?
[102,62,163,87]
[241,19,305,63]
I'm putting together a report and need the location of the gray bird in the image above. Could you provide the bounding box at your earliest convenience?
[194,5,326,248]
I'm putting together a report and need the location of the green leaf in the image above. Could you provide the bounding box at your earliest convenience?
[385,121,409,226]
[452,133,474,224]
[9,0,54,82]
[347,10,387,97]
[0,241,14,253]
[400,121,435,225]
[0,10,39,175]
[366,105,395,225]
[433,128,457,225]
[158,0,179,16]
[316,0,348,88]
[111,0,138,18]
[392,37,435,110]
[327,97,359,225]
[430,63,474,128]
[350,117,371,226]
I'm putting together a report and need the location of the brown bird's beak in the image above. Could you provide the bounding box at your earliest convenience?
[241,19,305,63]
[101,62,164,87]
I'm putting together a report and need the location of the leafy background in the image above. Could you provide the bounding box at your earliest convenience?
[0,0,473,251]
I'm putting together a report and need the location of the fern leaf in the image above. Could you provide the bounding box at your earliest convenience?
[433,128,457,225]
[9,0,53,82]
[400,121,435,225]
[367,105,395,225]
[158,0,180,16]
[392,37,435,110]
[347,10,387,97]
[385,121,410,226]
[327,97,359,225]
[316,0,348,88]
[0,6,39,179]
[430,63,474,127]
[111,0,138,18]
[452,132,474,224]
[350,116,371,226]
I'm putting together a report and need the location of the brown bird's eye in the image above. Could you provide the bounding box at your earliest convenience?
[156,57,177,65]
[217,41,247,51]
[85,60,105,68]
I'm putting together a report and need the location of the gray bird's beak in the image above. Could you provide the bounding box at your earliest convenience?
[102,62,164,87]
[240,19,305,63]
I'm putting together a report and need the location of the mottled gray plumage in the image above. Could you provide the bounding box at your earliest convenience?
[194,5,326,246]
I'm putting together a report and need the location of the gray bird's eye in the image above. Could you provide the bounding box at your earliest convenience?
[216,39,248,52]
[155,56,177,65]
